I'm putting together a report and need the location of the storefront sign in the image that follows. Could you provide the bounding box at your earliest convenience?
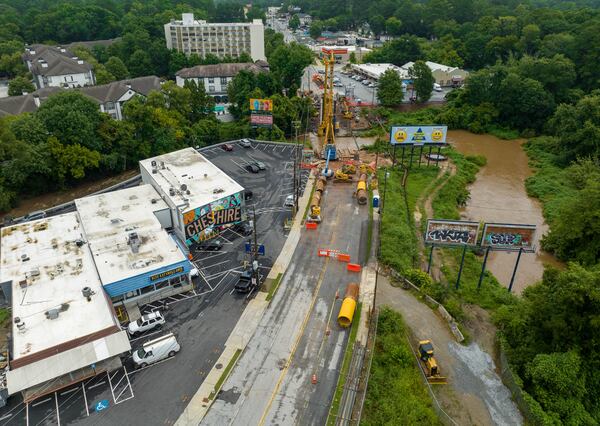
[150,266,184,282]
[425,219,480,246]
[481,223,536,252]
[185,206,242,238]
[390,125,448,145]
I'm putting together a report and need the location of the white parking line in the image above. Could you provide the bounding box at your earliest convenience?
[31,398,52,407]
[128,328,164,343]
[55,392,61,426]
[0,413,13,421]
[231,159,249,172]
[128,355,176,375]
[82,382,89,416]
[106,371,116,404]
[196,251,228,262]
[204,260,230,270]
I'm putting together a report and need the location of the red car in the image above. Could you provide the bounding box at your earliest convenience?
[221,143,234,151]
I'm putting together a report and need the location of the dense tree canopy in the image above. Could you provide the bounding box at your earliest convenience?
[377,69,404,107]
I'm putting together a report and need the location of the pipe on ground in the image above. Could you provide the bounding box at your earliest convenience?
[338,282,359,327]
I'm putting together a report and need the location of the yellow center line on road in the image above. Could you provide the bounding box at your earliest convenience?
[258,202,341,426]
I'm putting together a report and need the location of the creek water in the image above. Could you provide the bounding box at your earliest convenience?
[448,130,563,294]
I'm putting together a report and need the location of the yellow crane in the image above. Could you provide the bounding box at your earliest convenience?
[318,52,336,161]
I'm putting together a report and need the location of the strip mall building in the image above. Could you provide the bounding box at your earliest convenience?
[0,147,245,402]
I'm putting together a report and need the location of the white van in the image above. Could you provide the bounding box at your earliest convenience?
[433,83,443,92]
[132,333,180,368]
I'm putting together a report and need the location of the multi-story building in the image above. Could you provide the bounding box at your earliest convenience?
[23,44,95,89]
[175,61,269,103]
[164,13,266,62]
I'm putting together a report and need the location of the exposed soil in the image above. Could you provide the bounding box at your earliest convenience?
[377,276,522,426]
[3,169,139,218]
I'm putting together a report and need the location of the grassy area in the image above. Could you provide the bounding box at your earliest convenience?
[326,302,362,426]
[0,309,9,326]
[378,166,438,273]
[362,307,441,425]
[366,188,373,261]
[265,272,283,302]
[302,178,317,222]
[208,348,242,400]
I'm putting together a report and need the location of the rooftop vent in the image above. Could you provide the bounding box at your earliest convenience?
[45,309,60,320]
[75,239,85,247]
[110,218,122,224]
[180,184,187,192]
[204,173,208,178]
[27,268,40,278]
[128,232,141,253]
[14,317,25,331]
[169,187,176,196]
[82,286,94,301]
[21,254,30,262]
[213,188,224,194]
[151,198,157,204]
[160,161,165,169]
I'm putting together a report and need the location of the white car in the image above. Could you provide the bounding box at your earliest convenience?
[128,311,165,336]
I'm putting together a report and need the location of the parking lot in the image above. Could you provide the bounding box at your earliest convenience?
[0,140,308,426]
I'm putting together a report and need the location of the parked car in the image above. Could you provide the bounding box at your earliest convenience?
[239,139,252,148]
[24,210,46,221]
[253,161,266,170]
[356,98,362,104]
[198,238,224,251]
[246,164,260,173]
[128,311,165,336]
[132,333,180,368]
[190,268,200,278]
[221,143,234,151]
[284,194,295,207]
[232,221,253,236]
[235,269,255,293]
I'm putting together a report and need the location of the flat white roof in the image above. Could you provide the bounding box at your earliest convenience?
[0,212,118,362]
[402,61,461,73]
[351,63,408,79]
[315,45,371,53]
[75,185,187,285]
[140,147,244,210]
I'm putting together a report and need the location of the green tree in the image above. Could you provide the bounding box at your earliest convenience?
[377,69,404,107]
[48,137,101,186]
[184,80,215,122]
[191,118,220,147]
[364,35,422,66]
[8,77,35,96]
[349,52,357,64]
[369,15,386,37]
[289,14,300,31]
[268,42,313,92]
[516,55,576,102]
[94,64,115,84]
[105,56,129,80]
[36,91,103,151]
[409,60,434,103]
[128,49,152,78]
[309,21,323,39]
[385,17,403,36]
[0,52,27,78]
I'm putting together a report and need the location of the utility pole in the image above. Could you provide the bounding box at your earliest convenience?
[252,204,259,291]
[292,120,301,213]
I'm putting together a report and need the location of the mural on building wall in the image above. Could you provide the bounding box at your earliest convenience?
[183,192,244,245]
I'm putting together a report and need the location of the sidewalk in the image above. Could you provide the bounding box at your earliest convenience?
[175,174,316,426]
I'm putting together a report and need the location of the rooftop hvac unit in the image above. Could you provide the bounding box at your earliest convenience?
[180,184,187,192]
[169,187,176,196]
[27,268,40,278]
[128,232,141,253]
[45,309,60,320]
[82,286,94,301]
[21,254,30,262]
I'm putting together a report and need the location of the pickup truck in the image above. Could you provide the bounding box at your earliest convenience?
[235,270,255,293]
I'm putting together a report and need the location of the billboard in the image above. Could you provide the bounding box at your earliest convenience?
[390,126,448,145]
[425,219,480,246]
[481,223,536,252]
[250,98,273,112]
[250,113,273,127]
[183,192,244,245]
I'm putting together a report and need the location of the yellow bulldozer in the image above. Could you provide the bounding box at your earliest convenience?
[418,340,447,384]
[334,169,352,181]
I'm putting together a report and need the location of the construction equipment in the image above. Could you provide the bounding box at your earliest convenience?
[418,340,447,384]
[341,163,356,175]
[338,283,359,327]
[334,169,351,181]
[355,174,368,205]
[308,176,327,222]
[341,96,352,119]
[318,52,336,161]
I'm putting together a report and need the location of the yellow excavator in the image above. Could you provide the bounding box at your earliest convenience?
[418,340,447,384]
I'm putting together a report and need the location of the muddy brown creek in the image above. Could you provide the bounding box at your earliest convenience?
[448,130,563,294]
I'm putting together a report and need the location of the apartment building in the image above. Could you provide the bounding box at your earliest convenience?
[23,44,95,89]
[164,13,266,62]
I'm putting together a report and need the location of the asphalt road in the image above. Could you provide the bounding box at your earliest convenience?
[204,180,369,425]
[0,141,308,426]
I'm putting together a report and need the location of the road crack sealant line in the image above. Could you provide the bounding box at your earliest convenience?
[258,256,332,426]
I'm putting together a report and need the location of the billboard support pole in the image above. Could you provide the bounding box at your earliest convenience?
[436,146,441,168]
[392,144,397,167]
[427,245,434,274]
[418,145,423,168]
[427,145,433,167]
[508,248,523,293]
[408,145,415,168]
[455,244,467,289]
[400,146,405,167]
[477,246,491,290]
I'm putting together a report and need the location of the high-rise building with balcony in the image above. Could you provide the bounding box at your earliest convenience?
[164,14,266,62]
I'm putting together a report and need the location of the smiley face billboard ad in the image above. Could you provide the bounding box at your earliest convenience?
[389,126,448,145]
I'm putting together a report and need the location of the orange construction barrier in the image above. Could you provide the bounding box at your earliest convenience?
[337,253,351,262]
[347,263,362,272]
[306,222,318,229]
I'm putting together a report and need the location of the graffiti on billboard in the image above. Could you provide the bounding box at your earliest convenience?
[481,223,536,252]
[425,219,480,246]
[183,192,244,245]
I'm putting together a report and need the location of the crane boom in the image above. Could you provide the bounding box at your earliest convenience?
[318,52,336,163]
